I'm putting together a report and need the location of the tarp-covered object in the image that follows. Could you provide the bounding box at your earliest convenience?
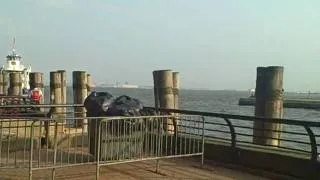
[84,91,114,116]
[106,95,144,116]
[84,91,159,159]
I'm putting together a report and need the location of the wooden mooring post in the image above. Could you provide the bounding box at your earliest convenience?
[253,66,284,146]
[87,73,93,96]
[50,71,63,119]
[72,71,88,130]
[58,70,67,122]
[172,72,180,109]
[8,72,22,96]
[153,70,176,134]
[0,72,4,95]
[3,71,9,95]
[0,72,9,95]
[29,72,44,110]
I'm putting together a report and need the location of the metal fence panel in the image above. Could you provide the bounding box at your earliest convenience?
[0,113,204,180]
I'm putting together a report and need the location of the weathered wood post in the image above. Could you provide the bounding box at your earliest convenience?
[3,71,9,95]
[172,72,180,109]
[253,66,284,147]
[47,71,63,147]
[50,72,62,116]
[29,72,44,105]
[58,70,67,122]
[87,73,93,96]
[0,72,4,95]
[9,72,22,96]
[72,71,87,129]
[153,70,175,134]
[253,67,265,144]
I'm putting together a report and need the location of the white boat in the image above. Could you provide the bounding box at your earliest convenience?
[249,88,255,97]
[113,82,139,88]
[0,39,31,91]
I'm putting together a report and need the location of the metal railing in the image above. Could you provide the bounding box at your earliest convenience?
[146,107,320,162]
[1,103,320,179]
[0,104,204,180]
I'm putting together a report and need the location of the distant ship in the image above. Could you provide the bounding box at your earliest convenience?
[113,82,139,89]
[249,88,255,97]
[0,38,31,91]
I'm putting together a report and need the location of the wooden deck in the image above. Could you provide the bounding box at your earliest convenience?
[0,158,296,180]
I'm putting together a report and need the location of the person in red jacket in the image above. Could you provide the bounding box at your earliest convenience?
[28,88,43,104]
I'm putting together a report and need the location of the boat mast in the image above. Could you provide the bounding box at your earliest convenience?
[11,37,16,55]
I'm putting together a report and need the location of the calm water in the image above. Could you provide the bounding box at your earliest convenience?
[87,87,320,121]
[43,87,320,153]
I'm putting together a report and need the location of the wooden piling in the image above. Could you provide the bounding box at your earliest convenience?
[253,67,265,145]
[58,70,67,121]
[9,72,22,96]
[3,71,9,95]
[29,72,44,90]
[72,71,88,129]
[50,72,62,119]
[172,72,180,109]
[87,73,93,96]
[0,72,4,95]
[153,71,160,109]
[253,66,284,147]
[153,70,175,134]
[29,72,44,111]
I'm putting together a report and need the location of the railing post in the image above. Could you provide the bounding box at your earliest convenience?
[223,118,236,149]
[253,66,284,147]
[201,116,205,168]
[304,126,317,161]
[29,121,36,180]
[223,117,237,162]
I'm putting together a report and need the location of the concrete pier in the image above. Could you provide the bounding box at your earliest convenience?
[239,97,320,109]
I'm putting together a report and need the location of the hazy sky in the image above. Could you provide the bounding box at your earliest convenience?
[0,0,319,92]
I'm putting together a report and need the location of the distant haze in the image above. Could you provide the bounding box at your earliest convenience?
[1,0,320,92]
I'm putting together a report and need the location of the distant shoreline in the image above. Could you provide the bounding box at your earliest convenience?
[40,85,320,94]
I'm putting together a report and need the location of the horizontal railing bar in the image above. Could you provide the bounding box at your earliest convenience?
[204,122,227,126]
[178,131,206,137]
[1,115,179,121]
[235,132,311,145]
[146,107,320,127]
[0,104,84,108]
[205,121,310,136]
[232,124,309,136]
[177,118,204,123]
[236,140,312,153]
[205,136,231,142]
[204,128,230,134]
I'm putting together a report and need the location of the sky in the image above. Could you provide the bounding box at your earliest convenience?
[0,0,320,92]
